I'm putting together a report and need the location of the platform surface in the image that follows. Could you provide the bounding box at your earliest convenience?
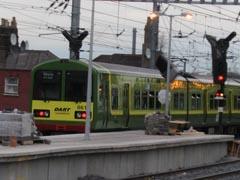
[0,130,233,162]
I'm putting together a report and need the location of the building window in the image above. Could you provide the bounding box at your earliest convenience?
[4,77,19,96]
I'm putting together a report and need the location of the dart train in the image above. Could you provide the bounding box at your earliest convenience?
[30,59,240,135]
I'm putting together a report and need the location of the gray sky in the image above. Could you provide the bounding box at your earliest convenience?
[1,0,240,73]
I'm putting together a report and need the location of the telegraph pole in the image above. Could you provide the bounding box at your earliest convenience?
[70,0,81,59]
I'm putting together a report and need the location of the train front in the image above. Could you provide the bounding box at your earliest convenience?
[31,59,93,134]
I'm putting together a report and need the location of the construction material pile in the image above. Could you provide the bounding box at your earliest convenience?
[0,110,39,146]
[144,112,170,135]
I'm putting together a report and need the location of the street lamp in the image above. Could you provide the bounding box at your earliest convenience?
[164,12,192,118]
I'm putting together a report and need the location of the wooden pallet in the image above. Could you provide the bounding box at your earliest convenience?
[229,140,240,157]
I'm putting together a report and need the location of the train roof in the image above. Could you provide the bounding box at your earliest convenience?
[93,61,163,78]
[81,59,240,86]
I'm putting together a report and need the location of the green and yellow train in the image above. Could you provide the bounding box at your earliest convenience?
[30,59,240,134]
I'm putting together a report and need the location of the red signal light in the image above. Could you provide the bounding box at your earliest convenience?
[217,75,224,81]
[215,90,224,97]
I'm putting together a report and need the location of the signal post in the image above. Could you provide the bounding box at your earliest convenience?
[206,32,236,134]
[215,83,225,134]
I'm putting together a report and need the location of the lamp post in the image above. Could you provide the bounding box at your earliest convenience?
[164,12,192,117]
[148,12,159,69]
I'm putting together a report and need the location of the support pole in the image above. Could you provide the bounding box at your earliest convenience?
[70,0,80,59]
[218,84,225,134]
[132,28,136,55]
[85,0,95,140]
[149,1,159,69]
[165,16,173,117]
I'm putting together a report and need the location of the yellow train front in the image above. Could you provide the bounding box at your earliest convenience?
[31,59,94,133]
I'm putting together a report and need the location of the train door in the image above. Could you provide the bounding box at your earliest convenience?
[123,83,130,127]
[100,74,110,128]
[227,90,232,123]
[203,89,208,123]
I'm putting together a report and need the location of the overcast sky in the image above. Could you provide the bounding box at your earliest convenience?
[1,0,240,73]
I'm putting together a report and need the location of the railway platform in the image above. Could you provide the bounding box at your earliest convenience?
[0,130,234,180]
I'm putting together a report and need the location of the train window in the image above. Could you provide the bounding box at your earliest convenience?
[209,94,227,110]
[65,71,88,102]
[149,91,155,109]
[134,90,141,109]
[33,70,61,100]
[209,95,218,110]
[156,91,161,109]
[142,90,148,109]
[112,87,119,110]
[234,95,240,110]
[173,92,184,110]
[191,93,202,110]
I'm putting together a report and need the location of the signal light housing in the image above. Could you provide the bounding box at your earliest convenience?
[215,74,225,85]
[34,109,50,118]
[215,90,224,99]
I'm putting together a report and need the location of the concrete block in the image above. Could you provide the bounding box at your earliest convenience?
[0,112,35,138]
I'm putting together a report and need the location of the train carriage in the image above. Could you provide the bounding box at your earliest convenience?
[30,58,240,134]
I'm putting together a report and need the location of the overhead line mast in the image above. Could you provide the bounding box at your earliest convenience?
[70,0,80,59]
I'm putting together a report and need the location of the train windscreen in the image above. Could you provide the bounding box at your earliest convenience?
[33,70,62,100]
[65,71,88,102]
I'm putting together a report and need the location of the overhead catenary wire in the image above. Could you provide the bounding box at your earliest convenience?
[1,0,240,73]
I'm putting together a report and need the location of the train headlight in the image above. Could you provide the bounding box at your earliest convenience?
[75,111,89,119]
[34,110,50,118]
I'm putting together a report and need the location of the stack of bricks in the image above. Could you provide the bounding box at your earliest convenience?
[0,112,35,146]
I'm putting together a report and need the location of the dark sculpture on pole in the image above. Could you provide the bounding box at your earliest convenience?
[62,30,88,60]
[206,31,236,134]
[206,32,236,84]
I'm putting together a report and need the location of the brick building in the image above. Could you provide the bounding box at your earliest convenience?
[0,17,58,112]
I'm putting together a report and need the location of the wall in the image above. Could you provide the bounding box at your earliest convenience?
[0,69,31,112]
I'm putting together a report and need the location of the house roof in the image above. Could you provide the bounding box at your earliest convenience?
[0,50,58,70]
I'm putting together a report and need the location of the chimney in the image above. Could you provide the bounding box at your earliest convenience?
[1,18,9,27]
[11,17,17,28]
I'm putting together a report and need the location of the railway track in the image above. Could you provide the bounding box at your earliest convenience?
[194,168,240,180]
[133,157,240,180]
